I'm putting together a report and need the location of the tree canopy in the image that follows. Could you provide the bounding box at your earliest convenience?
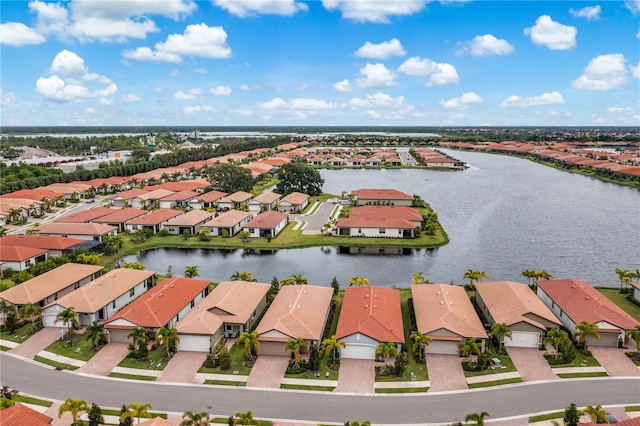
[275,162,324,196]
[205,163,254,194]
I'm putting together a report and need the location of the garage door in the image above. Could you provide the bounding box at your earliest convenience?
[259,341,287,356]
[108,329,130,344]
[589,333,618,347]
[42,314,58,328]
[179,335,210,352]
[425,340,460,355]
[504,331,539,348]
[340,344,377,360]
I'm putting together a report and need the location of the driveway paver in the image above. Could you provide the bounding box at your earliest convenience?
[301,202,335,234]
[507,347,557,382]
[333,359,375,394]
[157,351,208,383]
[245,355,289,388]
[425,354,467,392]
[9,327,63,360]
[590,346,640,377]
[76,343,130,376]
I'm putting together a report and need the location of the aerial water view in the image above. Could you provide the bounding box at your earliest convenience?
[1,1,639,425]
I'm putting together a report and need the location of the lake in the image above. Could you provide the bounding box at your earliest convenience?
[126,150,640,288]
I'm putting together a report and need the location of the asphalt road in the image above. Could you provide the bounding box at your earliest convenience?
[302,201,336,232]
[2,354,639,424]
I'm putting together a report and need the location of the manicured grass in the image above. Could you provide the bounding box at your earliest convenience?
[284,356,339,380]
[0,323,37,343]
[44,335,96,361]
[33,355,79,370]
[101,408,167,419]
[597,288,640,322]
[197,344,252,375]
[556,372,609,378]
[375,387,429,394]
[328,292,344,337]
[549,351,600,368]
[280,384,335,391]
[212,418,273,426]
[253,177,278,192]
[626,406,640,412]
[14,394,53,407]
[204,379,246,386]
[117,348,168,370]
[1,345,11,351]
[467,377,523,388]
[528,411,566,422]
[108,372,156,381]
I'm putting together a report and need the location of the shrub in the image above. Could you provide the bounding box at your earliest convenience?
[219,348,231,370]
[158,229,169,237]
[221,229,230,238]
[198,234,212,242]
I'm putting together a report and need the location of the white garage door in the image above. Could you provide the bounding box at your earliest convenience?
[425,340,460,355]
[504,331,539,348]
[108,329,130,344]
[42,314,59,328]
[178,335,210,352]
[340,344,377,360]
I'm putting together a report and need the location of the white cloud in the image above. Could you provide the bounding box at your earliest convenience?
[606,106,634,114]
[122,23,231,63]
[384,112,405,120]
[122,93,141,102]
[1,91,18,107]
[290,98,338,110]
[174,88,203,100]
[457,34,514,57]
[288,111,308,120]
[354,38,406,59]
[184,105,218,115]
[194,68,207,74]
[257,97,287,109]
[366,110,381,119]
[356,63,398,89]
[85,107,97,114]
[630,61,640,79]
[349,92,405,109]
[99,97,113,105]
[210,86,232,96]
[625,0,640,14]
[322,0,427,23]
[397,56,459,86]
[571,53,629,91]
[30,1,69,35]
[213,0,308,17]
[637,29,640,38]
[569,5,602,20]
[499,91,565,108]
[0,22,47,46]
[449,113,465,120]
[240,83,261,91]
[524,15,577,50]
[333,79,353,92]
[439,92,484,109]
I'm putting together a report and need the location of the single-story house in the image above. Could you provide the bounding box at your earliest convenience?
[202,209,253,237]
[0,245,48,271]
[0,201,28,223]
[218,191,254,211]
[55,206,115,223]
[336,215,416,239]
[277,192,310,213]
[244,210,289,238]
[104,277,211,343]
[188,190,227,210]
[91,208,148,232]
[130,189,176,209]
[411,284,487,354]
[475,281,561,348]
[162,210,215,235]
[158,190,199,209]
[335,287,404,359]
[351,189,413,206]
[247,192,281,214]
[1,403,54,426]
[537,279,639,346]
[255,284,333,356]
[0,263,103,308]
[106,189,149,208]
[0,235,85,257]
[155,180,210,193]
[125,209,184,234]
[34,223,118,242]
[177,280,271,352]
[42,268,155,327]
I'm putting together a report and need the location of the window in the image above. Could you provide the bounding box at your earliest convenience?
[25,260,32,267]
[248,229,254,233]
[190,300,195,308]
[74,282,80,290]
[112,300,116,309]
[358,228,362,233]
[176,313,179,321]
[129,288,135,297]
[379,228,385,234]
[252,309,257,319]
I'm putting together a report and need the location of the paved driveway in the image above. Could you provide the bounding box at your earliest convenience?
[245,355,289,388]
[157,351,208,383]
[77,343,129,376]
[507,347,557,381]
[9,327,63,359]
[590,346,640,377]
[334,359,375,394]
[301,202,335,234]
[425,354,467,392]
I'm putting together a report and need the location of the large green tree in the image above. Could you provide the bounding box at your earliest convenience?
[322,335,346,364]
[490,323,512,353]
[274,162,324,196]
[205,163,254,194]
[285,337,309,368]
[58,398,89,426]
[237,331,260,361]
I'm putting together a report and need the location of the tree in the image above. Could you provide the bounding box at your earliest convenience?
[128,327,149,359]
[574,321,600,351]
[274,162,324,196]
[544,329,571,359]
[463,269,478,289]
[230,271,257,282]
[615,268,633,292]
[584,405,608,424]
[375,342,399,362]
[237,331,260,361]
[123,261,145,270]
[205,163,254,194]
[55,307,79,345]
[119,405,133,426]
[410,331,432,361]
[85,321,108,350]
[348,276,369,287]
[155,326,180,359]
[285,337,309,368]
[464,412,490,426]
[19,303,42,333]
[564,403,580,426]
[490,323,512,353]
[233,410,260,426]
[166,265,174,278]
[58,397,89,426]
[120,402,152,424]
[626,325,640,354]
[0,397,17,409]
[180,411,211,426]
[322,335,346,365]
[331,277,340,296]
[537,269,553,280]
[521,269,537,285]
[76,253,101,265]
[270,276,280,295]
[88,403,105,426]
[184,265,199,278]
[458,338,482,360]
[412,272,432,285]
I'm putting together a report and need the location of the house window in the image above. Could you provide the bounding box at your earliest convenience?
[249,229,254,233]
[25,260,32,267]
[358,228,362,233]
[112,300,116,309]
[252,309,257,319]
[129,288,135,297]
[190,300,195,308]
[379,228,385,234]
[74,282,80,289]
[176,313,179,321]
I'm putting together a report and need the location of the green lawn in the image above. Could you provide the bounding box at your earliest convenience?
[627,406,640,412]
[108,372,156,381]
[284,357,339,380]
[44,335,96,361]
[117,348,168,370]
[0,323,38,343]
[467,377,523,388]
[528,411,567,422]
[197,344,252,375]
[463,340,517,377]
[0,345,10,351]
[14,394,53,407]
[328,292,344,337]
[33,355,79,370]
[556,372,608,378]
[101,408,166,419]
[375,387,429,394]
[597,288,640,322]
[204,379,246,386]
[549,351,600,368]
[280,384,335,391]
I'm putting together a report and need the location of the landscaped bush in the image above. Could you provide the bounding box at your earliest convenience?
[625,351,640,362]
[286,359,308,374]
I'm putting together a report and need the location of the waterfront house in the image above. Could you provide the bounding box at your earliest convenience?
[0,235,85,257]
[202,209,253,237]
[0,245,48,271]
[336,212,416,238]
[475,281,561,348]
[188,190,227,210]
[218,191,254,211]
[55,206,115,223]
[162,210,214,235]
[244,210,289,238]
[176,280,270,352]
[247,192,281,214]
[277,192,310,213]
[34,223,118,242]
[634,283,640,305]
[125,209,184,234]
[351,189,413,206]
[335,287,404,359]
[91,208,148,232]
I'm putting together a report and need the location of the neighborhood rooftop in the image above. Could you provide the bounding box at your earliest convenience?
[35,222,118,236]
[244,210,288,229]
[352,189,413,200]
[0,235,84,250]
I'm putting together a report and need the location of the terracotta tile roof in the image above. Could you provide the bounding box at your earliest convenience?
[336,216,415,229]
[336,287,404,343]
[46,268,155,313]
[244,210,288,229]
[126,209,183,226]
[35,222,118,236]
[177,281,270,335]
[349,206,422,222]
[195,190,227,202]
[136,189,176,201]
[154,181,209,192]
[411,284,486,339]
[0,263,104,306]
[261,157,290,166]
[256,285,333,341]
[0,245,48,262]
[104,277,210,329]
[203,209,252,227]
[0,189,65,201]
[0,403,53,426]
[107,189,150,200]
[475,281,561,330]
[352,189,413,200]
[219,191,253,203]
[0,235,84,251]
[251,192,281,204]
[158,190,199,202]
[55,206,115,223]
[163,210,214,226]
[44,183,92,194]
[537,279,639,331]
[92,208,148,224]
[280,192,309,205]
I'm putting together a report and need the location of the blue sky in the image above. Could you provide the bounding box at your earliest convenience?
[1,0,638,127]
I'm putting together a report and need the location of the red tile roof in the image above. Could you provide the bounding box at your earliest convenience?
[352,189,413,201]
[158,190,199,202]
[0,245,48,262]
[219,191,253,203]
[0,235,84,251]
[154,181,210,192]
[35,222,118,236]
[195,190,227,202]
[280,192,309,205]
[244,210,288,229]
[0,189,65,201]
[203,209,252,227]
[92,208,148,224]
[55,206,115,223]
[163,210,214,226]
[126,209,183,226]
[336,216,415,229]
[104,277,210,329]
[251,192,281,204]
[537,279,639,331]
[336,287,404,343]
[0,403,53,426]
[349,205,422,222]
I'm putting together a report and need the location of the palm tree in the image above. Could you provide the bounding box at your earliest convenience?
[19,303,42,333]
[490,323,512,353]
[521,269,537,285]
[348,276,370,287]
[155,326,180,359]
[230,271,257,282]
[128,327,149,358]
[584,405,608,424]
[375,342,399,362]
[543,329,571,359]
[184,265,199,278]
[464,412,490,426]
[233,410,260,426]
[537,270,553,280]
[285,337,309,368]
[120,402,152,424]
[626,325,640,354]
[322,335,346,364]
[76,253,101,265]
[463,269,479,289]
[574,321,600,351]
[412,272,432,285]
[458,338,482,360]
[85,321,108,350]
[410,331,432,360]
[0,227,8,237]
[55,307,79,345]
[180,411,211,426]
[615,268,633,292]
[478,270,491,282]
[237,331,260,361]
[289,274,308,285]
[58,397,89,426]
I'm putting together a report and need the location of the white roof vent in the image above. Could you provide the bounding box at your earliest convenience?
[158,293,163,297]
[374,305,378,309]
[440,301,444,305]
[374,294,378,298]
[297,305,301,308]
[436,291,440,295]
[364,304,369,308]
[366,294,369,298]
[288,304,292,308]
